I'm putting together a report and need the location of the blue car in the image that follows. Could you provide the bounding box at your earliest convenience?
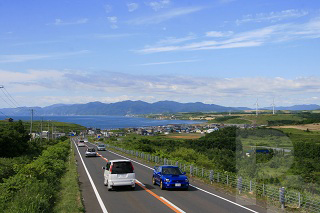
[152,165,189,190]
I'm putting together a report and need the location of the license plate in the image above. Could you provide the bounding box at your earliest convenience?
[118,174,127,178]
[175,183,181,187]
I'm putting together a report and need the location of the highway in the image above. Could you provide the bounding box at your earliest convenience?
[72,138,269,213]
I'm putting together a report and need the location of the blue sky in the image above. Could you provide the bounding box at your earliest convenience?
[1,0,320,108]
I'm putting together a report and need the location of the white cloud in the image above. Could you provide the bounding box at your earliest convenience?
[127,7,203,25]
[137,17,320,53]
[206,31,233,37]
[0,50,89,63]
[147,0,171,11]
[236,9,309,25]
[135,59,200,66]
[1,69,320,107]
[107,16,118,29]
[127,3,139,12]
[50,18,88,26]
[157,34,197,45]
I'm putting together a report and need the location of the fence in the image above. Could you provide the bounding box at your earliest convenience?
[106,144,320,213]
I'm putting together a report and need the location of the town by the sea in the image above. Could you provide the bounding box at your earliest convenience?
[9,115,204,129]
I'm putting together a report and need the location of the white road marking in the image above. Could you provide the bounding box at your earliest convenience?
[135,179,146,187]
[73,139,109,213]
[160,197,186,213]
[108,149,259,213]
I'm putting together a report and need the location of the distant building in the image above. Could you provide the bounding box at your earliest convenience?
[5,118,13,122]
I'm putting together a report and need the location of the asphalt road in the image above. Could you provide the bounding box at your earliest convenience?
[72,139,269,213]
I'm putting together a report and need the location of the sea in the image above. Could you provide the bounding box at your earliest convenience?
[6,115,204,129]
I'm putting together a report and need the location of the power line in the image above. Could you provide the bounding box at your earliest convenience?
[0,111,7,118]
[3,87,21,107]
[0,87,18,108]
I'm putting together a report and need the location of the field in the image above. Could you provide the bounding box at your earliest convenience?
[272,123,320,131]
[165,133,202,139]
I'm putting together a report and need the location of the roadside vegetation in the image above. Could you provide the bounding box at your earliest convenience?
[0,120,83,213]
[53,145,84,213]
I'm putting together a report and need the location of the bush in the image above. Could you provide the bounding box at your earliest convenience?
[0,140,70,212]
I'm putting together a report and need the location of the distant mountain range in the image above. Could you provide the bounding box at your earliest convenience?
[0,100,250,116]
[0,101,319,116]
[261,104,320,111]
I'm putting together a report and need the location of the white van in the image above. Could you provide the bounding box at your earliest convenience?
[103,159,135,191]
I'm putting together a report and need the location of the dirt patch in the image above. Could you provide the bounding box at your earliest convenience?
[271,123,320,131]
[166,134,202,139]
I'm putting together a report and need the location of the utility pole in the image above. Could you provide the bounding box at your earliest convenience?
[40,117,43,139]
[30,109,34,136]
[48,120,50,140]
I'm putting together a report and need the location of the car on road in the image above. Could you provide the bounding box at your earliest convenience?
[103,159,135,191]
[85,147,97,157]
[97,144,106,151]
[152,165,189,190]
[78,140,86,147]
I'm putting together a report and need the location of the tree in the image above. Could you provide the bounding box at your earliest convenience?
[0,121,30,157]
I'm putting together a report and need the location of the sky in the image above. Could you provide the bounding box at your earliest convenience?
[1,0,320,109]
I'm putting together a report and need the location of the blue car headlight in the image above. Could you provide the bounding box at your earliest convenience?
[185,179,189,182]
[165,178,170,182]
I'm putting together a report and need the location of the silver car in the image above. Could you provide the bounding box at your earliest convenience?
[97,144,106,151]
[85,147,97,157]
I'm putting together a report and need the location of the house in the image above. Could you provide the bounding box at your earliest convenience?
[5,118,13,122]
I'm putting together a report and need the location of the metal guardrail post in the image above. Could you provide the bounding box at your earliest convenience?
[237,177,243,194]
[279,187,285,209]
[209,170,214,183]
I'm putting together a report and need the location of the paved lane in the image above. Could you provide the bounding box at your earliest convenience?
[73,139,268,213]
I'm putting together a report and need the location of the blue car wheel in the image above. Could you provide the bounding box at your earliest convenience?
[152,176,156,185]
[160,180,165,190]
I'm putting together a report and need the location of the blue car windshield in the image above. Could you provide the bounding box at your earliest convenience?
[162,167,183,175]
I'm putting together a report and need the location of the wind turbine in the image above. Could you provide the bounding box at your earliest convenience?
[254,99,259,116]
[271,98,276,115]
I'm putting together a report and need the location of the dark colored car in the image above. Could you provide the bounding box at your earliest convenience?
[152,165,189,190]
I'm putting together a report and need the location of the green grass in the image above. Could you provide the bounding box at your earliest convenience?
[207,114,305,125]
[0,120,86,133]
[53,145,84,213]
[276,128,320,144]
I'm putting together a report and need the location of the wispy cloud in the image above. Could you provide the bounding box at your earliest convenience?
[127,6,204,25]
[127,3,139,12]
[135,59,200,66]
[146,0,171,11]
[1,69,320,107]
[236,9,309,25]
[93,33,138,39]
[0,50,89,63]
[107,16,118,29]
[104,4,112,13]
[156,34,197,45]
[206,31,233,37]
[137,17,320,53]
[49,18,88,26]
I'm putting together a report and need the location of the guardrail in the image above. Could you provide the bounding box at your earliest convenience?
[106,144,320,213]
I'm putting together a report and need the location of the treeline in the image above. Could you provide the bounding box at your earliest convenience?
[0,120,67,182]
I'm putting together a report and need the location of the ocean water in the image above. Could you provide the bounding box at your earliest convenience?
[7,115,204,129]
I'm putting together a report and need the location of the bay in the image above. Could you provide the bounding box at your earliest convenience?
[8,115,204,129]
